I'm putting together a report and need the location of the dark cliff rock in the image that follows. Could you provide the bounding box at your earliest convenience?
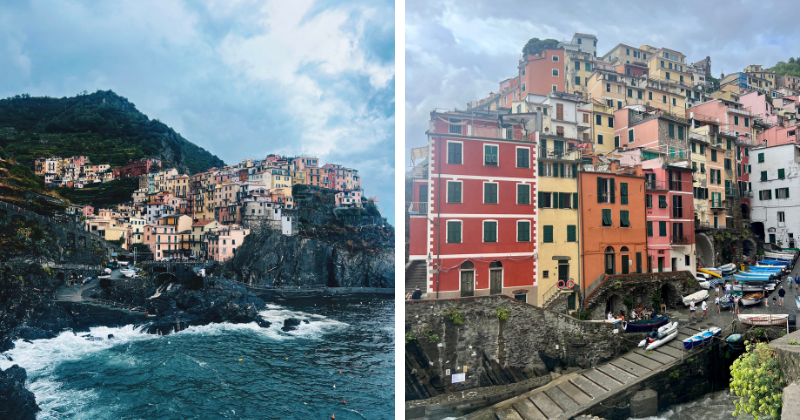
[228,228,394,288]
[140,278,269,335]
[281,318,301,332]
[0,365,40,420]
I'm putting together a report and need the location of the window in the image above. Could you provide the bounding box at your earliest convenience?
[543,225,553,243]
[777,188,790,199]
[517,221,530,242]
[663,95,667,104]
[758,152,764,163]
[606,83,611,93]
[598,134,604,145]
[620,182,628,205]
[516,148,530,168]
[659,195,668,208]
[672,97,677,106]
[648,91,653,100]
[628,88,633,98]
[543,271,549,278]
[659,221,667,237]
[484,183,498,204]
[711,149,717,162]
[761,171,767,181]
[517,184,531,205]
[446,221,461,243]
[575,76,580,85]
[678,126,684,140]
[601,209,612,226]
[484,145,498,166]
[596,115,602,126]
[615,135,620,148]
[597,177,615,203]
[585,62,591,71]
[778,168,785,179]
[539,191,552,208]
[779,211,786,222]
[448,118,462,134]
[447,142,462,164]
[608,117,614,128]
[447,181,462,203]
[637,90,643,99]
[628,129,634,143]
[668,123,675,138]
[745,118,749,127]
[647,221,653,237]
[620,210,630,227]
[734,116,739,126]
[552,69,559,77]
[552,55,559,62]
[646,194,652,208]
[725,159,731,170]
[567,225,577,242]
[483,221,497,243]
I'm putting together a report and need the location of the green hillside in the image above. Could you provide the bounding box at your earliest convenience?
[0,90,225,174]
[769,58,800,78]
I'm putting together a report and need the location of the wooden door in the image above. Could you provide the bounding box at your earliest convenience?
[622,255,629,274]
[460,271,474,297]
[490,270,502,295]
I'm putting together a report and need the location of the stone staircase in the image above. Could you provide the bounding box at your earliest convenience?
[465,325,711,420]
[406,260,427,295]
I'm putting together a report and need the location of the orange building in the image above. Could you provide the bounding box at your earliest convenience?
[518,49,565,97]
[578,161,648,304]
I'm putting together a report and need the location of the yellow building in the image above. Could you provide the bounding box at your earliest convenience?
[582,100,617,152]
[586,69,627,111]
[644,81,686,113]
[191,219,218,258]
[689,131,710,226]
[644,46,691,86]
[292,170,307,185]
[536,134,581,309]
[564,52,596,96]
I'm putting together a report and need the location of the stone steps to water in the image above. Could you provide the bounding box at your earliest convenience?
[467,326,705,419]
[406,260,427,293]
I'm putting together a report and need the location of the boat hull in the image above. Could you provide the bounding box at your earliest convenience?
[623,316,669,332]
[739,314,789,326]
[646,331,678,351]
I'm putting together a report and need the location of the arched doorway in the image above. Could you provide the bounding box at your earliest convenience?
[620,247,630,274]
[696,234,714,267]
[660,284,670,311]
[489,261,503,295]
[741,203,750,220]
[460,261,475,297]
[606,294,621,317]
[742,239,757,261]
[605,246,615,275]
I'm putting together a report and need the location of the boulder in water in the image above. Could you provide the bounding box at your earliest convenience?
[255,317,271,329]
[303,320,310,324]
[0,365,40,420]
[108,334,115,339]
[281,318,302,332]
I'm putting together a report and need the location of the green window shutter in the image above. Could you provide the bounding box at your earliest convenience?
[517,184,530,205]
[559,163,565,178]
[543,225,553,243]
[484,222,497,243]
[572,163,578,177]
[575,76,580,85]
[595,115,601,125]
[610,179,615,203]
[758,190,762,200]
[776,189,780,199]
[734,116,739,125]
[659,221,667,236]
[758,153,764,163]
[573,192,578,208]
[621,183,628,205]
[602,209,611,226]
[553,162,559,177]
[668,124,675,138]
[597,177,603,203]
[636,252,642,273]
[761,171,767,181]
[518,222,530,242]
[711,150,716,161]
[567,225,576,242]
[554,192,561,209]
[538,161,544,176]
[538,191,544,206]
[691,142,696,153]
[447,221,461,243]
[779,168,785,179]
[647,221,653,237]
[678,126,684,140]
[769,190,773,199]
[745,118,749,127]
[620,210,630,227]
[541,139,547,149]
[787,188,790,198]
[727,139,731,150]
[628,129,633,143]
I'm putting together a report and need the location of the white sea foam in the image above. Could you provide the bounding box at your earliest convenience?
[257,303,349,339]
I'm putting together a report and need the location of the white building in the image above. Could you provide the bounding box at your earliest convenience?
[750,143,800,248]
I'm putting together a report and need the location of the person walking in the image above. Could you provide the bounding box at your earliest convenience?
[701,300,708,320]
[688,299,697,322]
[733,295,740,315]
[779,286,786,307]
[715,295,721,314]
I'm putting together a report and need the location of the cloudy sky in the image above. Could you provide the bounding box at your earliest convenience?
[406,0,800,163]
[0,0,396,222]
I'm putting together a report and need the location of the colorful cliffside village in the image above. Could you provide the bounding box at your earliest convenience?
[33,154,364,261]
[408,33,800,309]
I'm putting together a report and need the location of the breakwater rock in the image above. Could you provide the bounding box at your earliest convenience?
[0,364,39,420]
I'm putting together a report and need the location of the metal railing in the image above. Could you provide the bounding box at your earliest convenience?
[727,107,752,116]
[539,147,581,161]
[407,202,429,215]
[670,235,693,245]
[645,180,667,191]
[710,200,727,209]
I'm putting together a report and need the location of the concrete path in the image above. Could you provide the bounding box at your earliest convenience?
[465,326,709,420]
[54,270,153,317]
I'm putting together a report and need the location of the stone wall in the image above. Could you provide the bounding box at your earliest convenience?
[772,329,800,385]
[405,296,647,401]
[584,271,695,319]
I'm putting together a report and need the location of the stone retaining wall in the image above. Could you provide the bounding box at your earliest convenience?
[405,296,647,401]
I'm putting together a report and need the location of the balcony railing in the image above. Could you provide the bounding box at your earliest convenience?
[671,235,693,245]
[645,180,667,191]
[407,202,429,215]
[539,147,581,161]
[710,200,726,209]
[725,188,738,197]
[739,190,753,198]
[727,107,752,117]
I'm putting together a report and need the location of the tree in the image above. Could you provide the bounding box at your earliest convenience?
[522,38,561,57]
[129,243,151,255]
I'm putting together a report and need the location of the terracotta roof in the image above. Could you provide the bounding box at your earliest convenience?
[193,219,216,226]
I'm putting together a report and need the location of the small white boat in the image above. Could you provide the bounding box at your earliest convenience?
[733,284,765,293]
[739,314,789,326]
[682,290,709,307]
[638,321,678,347]
[696,273,711,289]
[646,331,678,351]
[740,292,764,306]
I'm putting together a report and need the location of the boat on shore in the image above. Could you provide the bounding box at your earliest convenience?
[697,268,722,279]
[682,290,709,307]
[727,333,745,350]
[683,327,719,349]
[740,292,765,306]
[623,315,669,332]
[738,314,789,326]
[696,273,711,289]
[639,321,678,348]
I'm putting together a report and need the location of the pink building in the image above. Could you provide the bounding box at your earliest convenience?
[758,125,800,147]
[643,164,695,274]
[739,91,778,126]
[686,98,754,143]
[143,224,179,260]
[207,225,250,262]
[335,190,363,208]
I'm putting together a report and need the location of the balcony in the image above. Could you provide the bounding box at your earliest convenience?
[539,147,581,161]
[727,107,752,117]
[710,200,726,210]
[739,190,753,198]
[407,202,428,215]
[645,180,667,191]
[725,188,738,198]
[671,235,694,245]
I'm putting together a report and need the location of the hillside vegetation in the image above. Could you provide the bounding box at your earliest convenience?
[0,90,225,174]
[769,58,800,78]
